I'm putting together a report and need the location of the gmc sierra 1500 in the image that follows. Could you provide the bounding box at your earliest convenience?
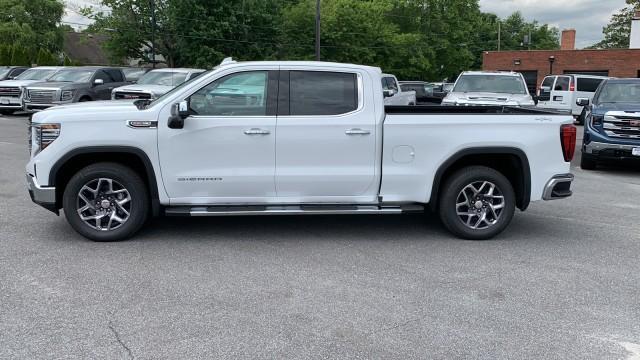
[26,59,576,242]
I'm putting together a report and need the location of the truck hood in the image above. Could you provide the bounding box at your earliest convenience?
[0,79,42,88]
[592,102,640,116]
[26,81,86,91]
[444,92,534,106]
[32,100,140,124]
[113,84,173,96]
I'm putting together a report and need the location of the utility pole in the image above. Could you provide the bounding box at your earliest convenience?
[315,0,321,61]
[150,0,156,68]
[497,20,501,51]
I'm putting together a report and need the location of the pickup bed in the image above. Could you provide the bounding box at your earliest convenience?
[27,60,576,241]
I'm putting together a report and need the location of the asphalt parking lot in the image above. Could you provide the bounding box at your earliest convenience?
[1,113,640,359]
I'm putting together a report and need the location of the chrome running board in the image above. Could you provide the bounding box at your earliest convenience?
[165,204,424,217]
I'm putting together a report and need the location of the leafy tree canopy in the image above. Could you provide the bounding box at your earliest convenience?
[591,0,640,49]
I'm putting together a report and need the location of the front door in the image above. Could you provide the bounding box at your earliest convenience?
[158,69,279,204]
[275,69,378,203]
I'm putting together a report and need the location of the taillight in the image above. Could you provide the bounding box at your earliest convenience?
[560,124,577,162]
[569,82,575,92]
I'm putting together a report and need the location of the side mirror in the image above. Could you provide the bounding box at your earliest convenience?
[168,100,189,129]
[576,98,590,107]
[383,89,395,98]
[94,78,104,86]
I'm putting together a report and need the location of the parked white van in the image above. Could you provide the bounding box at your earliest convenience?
[536,74,608,123]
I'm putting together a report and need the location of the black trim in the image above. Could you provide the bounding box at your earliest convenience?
[277,70,290,116]
[49,146,161,216]
[266,70,279,116]
[386,105,569,116]
[429,147,531,211]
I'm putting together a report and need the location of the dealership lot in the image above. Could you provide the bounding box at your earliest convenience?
[1,113,640,359]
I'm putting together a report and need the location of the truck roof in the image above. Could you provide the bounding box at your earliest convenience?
[460,71,521,77]
[149,68,206,73]
[218,60,382,73]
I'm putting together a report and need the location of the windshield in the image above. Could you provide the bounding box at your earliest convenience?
[122,68,148,80]
[148,70,213,107]
[453,75,526,94]
[0,68,10,78]
[595,83,640,104]
[138,71,188,86]
[48,70,94,83]
[16,68,58,81]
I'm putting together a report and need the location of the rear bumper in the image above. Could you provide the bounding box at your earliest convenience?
[26,174,58,214]
[542,174,574,200]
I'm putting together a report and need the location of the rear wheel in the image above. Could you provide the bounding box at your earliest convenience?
[0,109,15,115]
[580,154,597,170]
[79,96,91,102]
[62,163,149,241]
[438,166,516,240]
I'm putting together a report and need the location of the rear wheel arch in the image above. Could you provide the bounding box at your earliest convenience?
[430,147,531,212]
[49,146,160,215]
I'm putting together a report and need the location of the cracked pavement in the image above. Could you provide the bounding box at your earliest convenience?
[1,114,640,359]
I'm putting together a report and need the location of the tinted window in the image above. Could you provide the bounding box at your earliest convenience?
[138,71,188,86]
[94,70,113,83]
[554,76,570,91]
[576,78,604,92]
[189,71,268,116]
[105,69,124,82]
[289,71,357,116]
[595,82,640,104]
[541,77,555,90]
[49,70,94,83]
[382,77,398,91]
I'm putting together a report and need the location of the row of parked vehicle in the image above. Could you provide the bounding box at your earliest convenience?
[0,66,205,115]
[396,70,639,170]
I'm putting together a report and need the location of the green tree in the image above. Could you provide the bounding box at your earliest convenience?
[0,0,64,65]
[592,0,640,49]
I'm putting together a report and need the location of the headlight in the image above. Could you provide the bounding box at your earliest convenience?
[61,90,74,101]
[31,123,61,155]
[590,114,604,127]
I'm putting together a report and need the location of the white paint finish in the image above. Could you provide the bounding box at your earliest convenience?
[631,17,640,49]
[619,341,640,360]
[275,66,379,200]
[537,74,608,116]
[379,113,573,203]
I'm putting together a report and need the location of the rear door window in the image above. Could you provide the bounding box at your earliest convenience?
[289,71,358,116]
[554,76,571,91]
[576,78,604,93]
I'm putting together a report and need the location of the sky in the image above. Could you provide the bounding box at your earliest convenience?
[64,0,630,49]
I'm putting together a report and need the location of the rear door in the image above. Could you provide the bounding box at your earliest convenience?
[92,70,117,100]
[274,68,378,203]
[550,75,572,110]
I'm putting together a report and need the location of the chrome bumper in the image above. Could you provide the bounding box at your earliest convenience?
[584,141,638,154]
[543,174,574,201]
[26,174,58,213]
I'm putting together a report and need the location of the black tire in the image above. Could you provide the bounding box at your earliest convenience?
[62,162,149,241]
[438,166,516,240]
[580,153,597,170]
[0,109,15,115]
[79,96,91,102]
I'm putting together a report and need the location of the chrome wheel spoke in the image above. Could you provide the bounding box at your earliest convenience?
[77,177,131,232]
[456,180,504,231]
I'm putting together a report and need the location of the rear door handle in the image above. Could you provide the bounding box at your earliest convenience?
[244,128,271,135]
[345,128,371,135]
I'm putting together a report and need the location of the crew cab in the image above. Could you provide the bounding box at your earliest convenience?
[112,68,205,100]
[26,60,576,242]
[23,67,128,112]
[442,71,535,107]
[382,74,416,105]
[578,78,640,169]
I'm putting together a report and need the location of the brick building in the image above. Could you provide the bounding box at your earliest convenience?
[482,12,640,93]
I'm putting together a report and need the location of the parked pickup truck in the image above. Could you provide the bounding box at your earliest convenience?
[112,68,205,100]
[578,78,640,169]
[442,71,535,107]
[382,74,416,105]
[26,60,576,242]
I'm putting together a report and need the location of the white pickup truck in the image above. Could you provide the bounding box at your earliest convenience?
[27,60,576,242]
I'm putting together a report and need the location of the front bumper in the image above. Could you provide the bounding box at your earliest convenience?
[23,100,73,113]
[26,174,58,214]
[583,141,640,161]
[542,174,574,200]
[0,98,23,110]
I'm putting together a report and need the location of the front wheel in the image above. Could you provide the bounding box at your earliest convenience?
[62,163,149,241]
[438,166,516,240]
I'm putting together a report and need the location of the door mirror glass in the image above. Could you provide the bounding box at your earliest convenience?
[576,98,590,107]
[383,89,395,98]
[540,86,551,93]
[94,78,104,86]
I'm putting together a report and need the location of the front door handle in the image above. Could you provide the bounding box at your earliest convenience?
[345,128,371,135]
[244,128,271,135]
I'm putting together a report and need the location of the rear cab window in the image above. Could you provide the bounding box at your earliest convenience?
[576,78,605,93]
